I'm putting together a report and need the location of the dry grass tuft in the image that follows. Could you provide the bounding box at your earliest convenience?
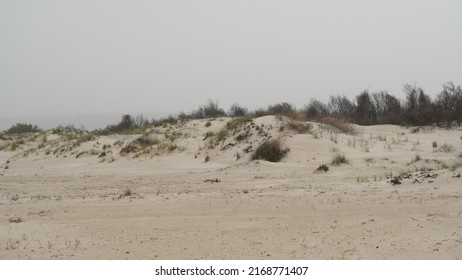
[318,117,356,135]
[251,139,289,162]
[331,153,349,166]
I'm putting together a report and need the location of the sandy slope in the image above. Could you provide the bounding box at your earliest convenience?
[1,116,461,259]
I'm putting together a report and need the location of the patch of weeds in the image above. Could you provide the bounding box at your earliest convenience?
[251,139,289,162]
[357,176,368,183]
[450,160,462,171]
[9,217,24,223]
[119,188,135,199]
[410,127,421,133]
[287,121,311,134]
[438,143,454,153]
[10,141,18,151]
[315,164,329,172]
[331,153,349,166]
[409,154,421,164]
[364,157,374,163]
[205,121,212,127]
[318,117,356,135]
[226,116,253,131]
[203,131,215,140]
[204,155,210,162]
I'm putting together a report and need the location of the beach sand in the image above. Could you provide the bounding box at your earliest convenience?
[1,116,461,259]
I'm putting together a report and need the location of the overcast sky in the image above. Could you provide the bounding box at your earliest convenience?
[1,0,461,119]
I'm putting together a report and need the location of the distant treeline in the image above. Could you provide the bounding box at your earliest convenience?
[3,82,462,136]
[178,81,462,127]
[47,81,462,135]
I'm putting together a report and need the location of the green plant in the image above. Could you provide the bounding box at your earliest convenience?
[316,164,329,172]
[120,188,134,198]
[205,121,212,127]
[410,127,420,133]
[226,116,253,131]
[331,153,349,166]
[251,139,289,162]
[5,123,41,134]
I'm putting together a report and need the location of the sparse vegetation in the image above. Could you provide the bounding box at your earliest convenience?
[287,121,311,134]
[4,123,41,134]
[410,127,421,133]
[251,139,289,162]
[316,164,329,172]
[438,143,455,153]
[331,153,349,166]
[119,188,135,199]
[319,117,356,135]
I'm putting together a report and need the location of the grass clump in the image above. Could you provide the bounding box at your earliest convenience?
[410,127,421,133]
[331,153,349,166]
[319,117,356,135]
[226,116,253,131]
[438,143,455,153]
[251,139,289,162]
[287,121,311,134]
[5,123,41,134]
[315,164,329,172]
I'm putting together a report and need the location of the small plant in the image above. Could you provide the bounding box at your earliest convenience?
[315,164,329,172]
[203,131,215,139]
[251,139,289,162]
[205,121,211,127]
[364,157,374,163]
[235,152,241,160]
[432,141,438,150]
[8,217,24,223]
[10,141,18,151]
[226,116,253,131]
[331,153,349,166]
[410,127,420,133]
[438,143,454,153]
[204,155,210,162]
[119,188,135,198]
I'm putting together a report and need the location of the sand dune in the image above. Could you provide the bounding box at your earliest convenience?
[1,116,461,259]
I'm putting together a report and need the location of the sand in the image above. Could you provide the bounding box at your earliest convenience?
[1,116,461,259]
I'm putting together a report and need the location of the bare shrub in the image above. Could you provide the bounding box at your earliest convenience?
[228,103,248,117]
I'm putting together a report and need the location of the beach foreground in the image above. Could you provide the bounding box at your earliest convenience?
[1,116,461,259]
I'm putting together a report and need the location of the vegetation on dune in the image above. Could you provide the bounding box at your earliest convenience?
[331,153,349,166]
[5,123,41,134]
[251,139,289,162]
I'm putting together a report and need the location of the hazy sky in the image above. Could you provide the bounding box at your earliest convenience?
[1,0,461,118]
